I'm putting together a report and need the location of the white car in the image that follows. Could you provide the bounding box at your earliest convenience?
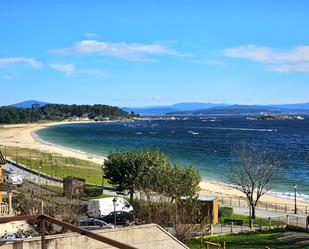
[8,174,23,185]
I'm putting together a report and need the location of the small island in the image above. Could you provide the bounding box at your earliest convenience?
[256,114,304,120]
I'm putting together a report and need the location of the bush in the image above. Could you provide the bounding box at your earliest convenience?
[85,186,103,197]
[219,206,233,217]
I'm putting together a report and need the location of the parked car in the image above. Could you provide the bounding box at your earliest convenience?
[77,218,114,230]
[7,174,23,185]
[102,211,134,225]
[0,231,32,242]
[87,197,133,218]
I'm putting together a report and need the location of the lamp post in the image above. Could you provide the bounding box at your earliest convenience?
[113,197,118,227]
[294,183,297,214]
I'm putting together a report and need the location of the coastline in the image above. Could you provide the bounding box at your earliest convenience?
[1,121,309,207]
[0,121,105,164]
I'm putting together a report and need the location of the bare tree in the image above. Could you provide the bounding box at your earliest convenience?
[225,144,281,229]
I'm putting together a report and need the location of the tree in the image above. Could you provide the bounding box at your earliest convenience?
[104,149,201,202]
[163,163,201,201]
[225,144,281,229]
[104,150,170,201]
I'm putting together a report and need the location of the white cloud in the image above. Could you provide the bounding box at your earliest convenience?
[2,75,12,80]
[49,40,187,61]
[0,57,42,68]
[268,63,309,73]
[223,45,309,72]
[85,33,99,38]
[50,63,74,75]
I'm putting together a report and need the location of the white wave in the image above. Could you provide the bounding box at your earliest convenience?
[198,127,277,132]
[268,190,309,201]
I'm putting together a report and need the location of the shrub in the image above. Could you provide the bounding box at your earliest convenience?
[219,206,233,217]
[85,185,103,197]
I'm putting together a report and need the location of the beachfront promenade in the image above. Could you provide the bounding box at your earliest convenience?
[6,159,309,220]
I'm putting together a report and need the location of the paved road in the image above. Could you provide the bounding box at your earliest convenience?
[228,205,308,228]
[4,161,118,196]
[5,162,62,187]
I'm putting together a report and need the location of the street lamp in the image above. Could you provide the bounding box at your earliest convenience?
[113,197,118,227]
[294,183,297,214]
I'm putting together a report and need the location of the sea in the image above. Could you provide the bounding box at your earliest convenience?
[36,116,309,200]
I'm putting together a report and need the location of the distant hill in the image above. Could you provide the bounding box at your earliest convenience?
[167,104,309,116]
[12,100,48,108]
[0,103,129,124]
[123,102,229,115]
[269,103,309,110]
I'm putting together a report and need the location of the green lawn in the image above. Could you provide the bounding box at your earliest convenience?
[220,212,284,227]
[2,146,112,185]
[189,230,309,249]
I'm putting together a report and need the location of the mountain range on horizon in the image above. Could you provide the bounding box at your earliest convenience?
[9,100,309,116]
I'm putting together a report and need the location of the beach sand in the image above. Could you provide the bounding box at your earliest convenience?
[0,121,308,208]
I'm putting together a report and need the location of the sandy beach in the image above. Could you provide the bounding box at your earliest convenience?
[0,121,309,208]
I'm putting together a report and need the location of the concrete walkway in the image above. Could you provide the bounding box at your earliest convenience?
[4,161,118,196]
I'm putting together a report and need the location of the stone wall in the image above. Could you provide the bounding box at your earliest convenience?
[0,224,188,249]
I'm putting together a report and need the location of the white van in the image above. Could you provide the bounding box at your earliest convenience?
[87,197,133,218]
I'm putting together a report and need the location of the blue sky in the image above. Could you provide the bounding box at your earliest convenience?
[1,1,309,107]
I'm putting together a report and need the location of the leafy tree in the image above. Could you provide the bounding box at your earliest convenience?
[163,163,201,201]
[104,149,201,202]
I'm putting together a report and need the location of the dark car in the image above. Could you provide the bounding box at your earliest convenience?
[102,211,134,225]
[77,218,114,230]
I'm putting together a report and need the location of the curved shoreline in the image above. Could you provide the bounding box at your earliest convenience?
[1,121,309,206]
[32,126,107,163]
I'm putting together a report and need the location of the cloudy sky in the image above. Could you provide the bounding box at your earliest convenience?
[1,1,309,106]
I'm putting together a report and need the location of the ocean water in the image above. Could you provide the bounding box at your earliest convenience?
[36,116,309,199]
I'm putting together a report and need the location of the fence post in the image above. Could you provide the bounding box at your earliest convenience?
[296,216,299,227]
[200,238,203,249]
[285,204,287,213]
[268,217,271,228]
[40,218,46,249]
[306,216,309,229]
[210,224,213,235]
[223,241,226,249]
[277,217,280,228]
[287,215,289,225]
[231,221,233,233]
[275,203,278,211]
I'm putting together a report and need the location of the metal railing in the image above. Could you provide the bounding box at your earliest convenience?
[0,214,137,249]
[219,196,309,214]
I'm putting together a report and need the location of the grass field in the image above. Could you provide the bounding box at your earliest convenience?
[189,229,309,249]
[2,145,111,185]
[220,212,284,227]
